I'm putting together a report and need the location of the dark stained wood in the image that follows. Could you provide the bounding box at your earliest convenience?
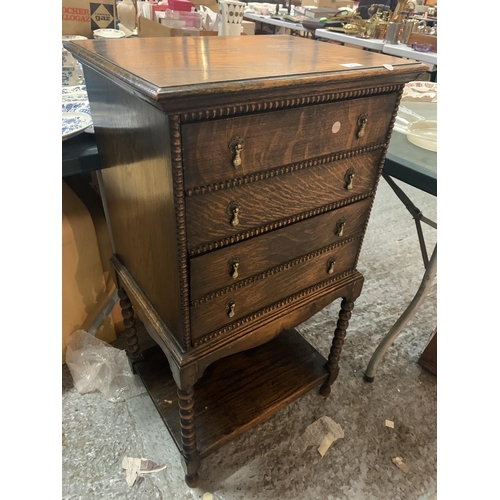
[190,237,361,341]
[86,68,185,347]
[182,93,397,189]
[134,329,328,459]
[177,386,200,487]
[185,150,383,249]
[65,35,425,487]
[320,298,355,397]
[190,197,373,300]
[118,287,141,359]
[417,328,437,375]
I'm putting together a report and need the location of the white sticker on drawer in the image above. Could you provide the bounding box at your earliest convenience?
[331,121,341,134]
[341,63,364,68]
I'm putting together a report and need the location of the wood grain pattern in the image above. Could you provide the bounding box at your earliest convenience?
[134,329,328,459]
[190,237,361,341]
[64,36,427,114]
[190,197,373,300]
[182,93,397,189]
[185,150,383,249]
[85,67,185,346]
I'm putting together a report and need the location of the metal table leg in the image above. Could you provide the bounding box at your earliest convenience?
[364,174,437,382]
[364,244,437,382]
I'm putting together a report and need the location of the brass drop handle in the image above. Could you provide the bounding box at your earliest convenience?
[227,301,236,318]
[231,261,239,279]
[357,113,368,138]
[346,172,354,191]
[231,207,240,227]
[327,258,336,275]
[336,221,346,238]
[228,136,245,168]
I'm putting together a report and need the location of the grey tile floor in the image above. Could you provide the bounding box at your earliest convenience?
[62,177,437,500]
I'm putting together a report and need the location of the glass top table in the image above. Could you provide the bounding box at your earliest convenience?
[384,100,437,196]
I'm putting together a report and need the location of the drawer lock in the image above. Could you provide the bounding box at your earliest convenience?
[357,113,368,138]
[327,258,336,275]
[228,136,245,168]
[227,300,236,318]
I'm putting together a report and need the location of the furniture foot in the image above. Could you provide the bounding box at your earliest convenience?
[118,287,141,361]
[320,298,355,397]
[178,386,200,488]
[364,245,437,382]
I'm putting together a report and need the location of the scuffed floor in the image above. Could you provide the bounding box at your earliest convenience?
[62,177,437,500]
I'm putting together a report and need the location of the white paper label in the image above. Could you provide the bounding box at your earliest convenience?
[331,121,341,134]
[341,63,364,68]
[383,64,394,71]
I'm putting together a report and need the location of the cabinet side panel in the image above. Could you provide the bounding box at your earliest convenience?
[84,67,184,344]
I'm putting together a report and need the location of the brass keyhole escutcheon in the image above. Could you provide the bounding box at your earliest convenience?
[336,220,346,238]
[229,258,240,279]
[228,136,245,168]
[357,113,368,138]
[345,169,355,191]
[327,258,336,275]
[227,301,236,318]
[231,207,240,227]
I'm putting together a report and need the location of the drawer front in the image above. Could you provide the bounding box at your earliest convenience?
[182,93,397,189]
[190,236,361,341]
[190,197,372,300]
[186,149,383,250]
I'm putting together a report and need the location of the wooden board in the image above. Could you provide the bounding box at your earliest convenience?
[134,329,329,458]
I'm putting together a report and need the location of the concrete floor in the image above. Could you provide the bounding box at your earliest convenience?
[62,177,437,500]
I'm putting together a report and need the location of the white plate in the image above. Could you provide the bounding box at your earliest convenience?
[406,120,437,152]
[402,81,437,103]
[93,29,126,39]
[62,112,93,141]
[62,86,94,133]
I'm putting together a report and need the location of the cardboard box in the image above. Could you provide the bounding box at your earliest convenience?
[62,0,116,39]
[62,181,120,364]
[242,20,256,36]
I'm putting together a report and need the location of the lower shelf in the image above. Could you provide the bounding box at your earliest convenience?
[134,328,329,459]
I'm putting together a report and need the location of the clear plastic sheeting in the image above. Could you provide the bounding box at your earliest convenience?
[66,329,144,402]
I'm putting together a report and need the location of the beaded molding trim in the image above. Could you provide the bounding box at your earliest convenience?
[185,144,386,197]
[188,192,372,258]
[353,87,404,270]
[192,269,357,346]
[170,115,192,349]
[180,85,405,123]
[191,235,362,306]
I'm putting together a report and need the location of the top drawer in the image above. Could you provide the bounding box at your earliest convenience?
[182,93,398,189]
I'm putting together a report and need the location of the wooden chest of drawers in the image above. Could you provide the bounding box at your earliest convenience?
[65,36,425,487]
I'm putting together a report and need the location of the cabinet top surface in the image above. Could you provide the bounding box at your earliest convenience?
[64,36,426,104]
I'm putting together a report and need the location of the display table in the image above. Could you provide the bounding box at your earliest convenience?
[382,43,437,68]
[64,35,424,487]
[315,28,386,51]
[243,13,311,35]
[364,97,437,381]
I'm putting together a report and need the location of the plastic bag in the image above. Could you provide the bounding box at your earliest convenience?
[66,329,144,402]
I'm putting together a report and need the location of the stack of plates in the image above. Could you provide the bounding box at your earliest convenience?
[393,81,437,152]
[62,85,94,140]
[93,29,127,39]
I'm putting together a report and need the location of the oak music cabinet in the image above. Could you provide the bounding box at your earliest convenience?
[65,36,425,487]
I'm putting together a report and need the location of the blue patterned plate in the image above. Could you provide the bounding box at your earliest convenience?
[62,86,94,133]
[62,112,93,141]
